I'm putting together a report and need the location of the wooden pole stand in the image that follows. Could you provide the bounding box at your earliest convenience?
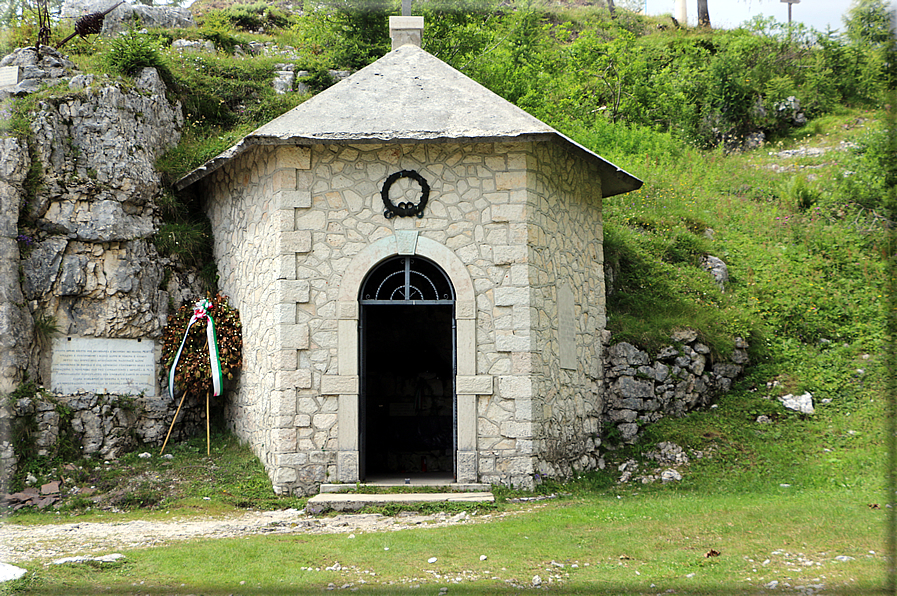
[160,391,188,456]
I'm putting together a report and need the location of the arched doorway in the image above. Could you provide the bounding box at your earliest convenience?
[359,255,455,481]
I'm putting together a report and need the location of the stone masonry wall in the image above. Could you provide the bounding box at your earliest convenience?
[525,141,605,482]
[207,140,561,494]
[0,392,203,471]
[205,143,291,487]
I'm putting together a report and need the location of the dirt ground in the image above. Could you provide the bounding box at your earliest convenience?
[0,508,507,565]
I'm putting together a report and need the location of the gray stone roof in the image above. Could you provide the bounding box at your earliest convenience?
[176,44,642,197]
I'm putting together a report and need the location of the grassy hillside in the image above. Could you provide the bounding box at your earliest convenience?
[3,0,889,491]
[1,2,892,592]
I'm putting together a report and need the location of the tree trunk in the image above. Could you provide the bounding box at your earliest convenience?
[606,0,616,18]
[697,0,710,27]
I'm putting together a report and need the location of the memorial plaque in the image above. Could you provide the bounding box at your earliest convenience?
[0,66,21,89]
[558,282,577,370]
[51,337,156,395]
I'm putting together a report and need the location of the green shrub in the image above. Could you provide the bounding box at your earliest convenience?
[153,220,213,269]
[104,30,172,83]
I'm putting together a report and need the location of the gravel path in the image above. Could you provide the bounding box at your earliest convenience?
[0,508,490,564]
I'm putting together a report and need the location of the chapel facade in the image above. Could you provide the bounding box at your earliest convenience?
[177,17,642,495]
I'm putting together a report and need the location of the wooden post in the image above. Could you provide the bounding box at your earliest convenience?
[206,390,211,456]
[160,391,188,455]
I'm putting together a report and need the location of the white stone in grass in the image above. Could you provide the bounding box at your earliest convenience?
[138,452,151,458]
[52,554,124,565]
[428,557,438,564]
[532,575,542,587]
[835,556,854,562]
[0,563,26,582]
[661,469,682,483]
[778,392,814,414]
[480,555,487,561]
[766,580,779,589]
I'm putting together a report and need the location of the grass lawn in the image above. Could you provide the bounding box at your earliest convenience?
[5,486,886,595]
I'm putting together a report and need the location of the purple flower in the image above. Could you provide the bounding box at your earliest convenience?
[16,234,33,246]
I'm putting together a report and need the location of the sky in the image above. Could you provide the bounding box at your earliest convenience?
[643,0,857,32]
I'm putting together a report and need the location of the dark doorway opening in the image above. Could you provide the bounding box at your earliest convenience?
[359,256,455,480]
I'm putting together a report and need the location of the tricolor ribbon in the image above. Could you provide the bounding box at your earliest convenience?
[168,299,223,400]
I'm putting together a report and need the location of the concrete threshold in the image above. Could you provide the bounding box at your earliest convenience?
[319,481,491,494]
[306,492,494,514]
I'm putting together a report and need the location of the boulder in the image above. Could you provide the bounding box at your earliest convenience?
[778,392,814,415]
[60,0,195,34]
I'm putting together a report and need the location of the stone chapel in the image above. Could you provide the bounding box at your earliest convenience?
[176,16,642,495]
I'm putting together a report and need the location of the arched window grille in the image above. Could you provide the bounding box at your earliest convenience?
[360,256,454,305]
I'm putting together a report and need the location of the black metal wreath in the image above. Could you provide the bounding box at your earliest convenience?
[381,169,430,219]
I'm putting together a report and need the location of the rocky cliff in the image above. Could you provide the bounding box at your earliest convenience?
[1,49,184,391]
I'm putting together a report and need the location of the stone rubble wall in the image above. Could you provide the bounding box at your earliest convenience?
[602,329,749,443]
[0,393,203,482]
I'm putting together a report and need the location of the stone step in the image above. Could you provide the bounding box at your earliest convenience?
[306,491,494,514]
[319,482,491,494]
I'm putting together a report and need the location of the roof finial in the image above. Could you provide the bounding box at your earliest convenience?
[389,5,423,50]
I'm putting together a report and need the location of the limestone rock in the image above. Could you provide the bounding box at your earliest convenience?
[701,255,728,291]
[778,392,814,415]
[0,47,74,98]
[60,0,195,34]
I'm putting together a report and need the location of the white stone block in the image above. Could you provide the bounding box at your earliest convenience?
[273,349,298,370]
[499,375,533,399]
[276,279,310,303]
[395,230,419,255]
[456,319,476,375]
[494,287,528,306]
[491,204,526,222]
[338,394,358,450]
[456,451,478,483]
[500,421,533,439]
[271,209,296,232]
[456,300,476,320]
[338,319,358,375]
[275,369,312,390]
[275,254,296,280]
[269,393,297,416]
[456,375,494,395]
[297,414,311,427]
[275,189,312,209]
[493,245,527,265]
[277,146,311,170]
[338,301,358,320]
[337,451,359,483]
[313,413,337,429]
[321,375,358,395]
[272,467,297,484]
[279,323,309,349]
[495,331,531,352]
[274,302,296,325]
[272,168,296,192]
[273,415,295,428]
[281,230,312,254]
[271,428,297,452]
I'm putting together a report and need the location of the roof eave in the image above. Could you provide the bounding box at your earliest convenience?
[174,132,642,197]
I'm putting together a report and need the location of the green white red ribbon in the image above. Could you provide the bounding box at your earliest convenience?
[168,299,223,400]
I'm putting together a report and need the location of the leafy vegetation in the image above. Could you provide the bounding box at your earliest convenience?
[0,4,890,593]
[161,292,243,402]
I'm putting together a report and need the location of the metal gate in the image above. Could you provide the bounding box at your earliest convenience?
[358,256,456,480]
